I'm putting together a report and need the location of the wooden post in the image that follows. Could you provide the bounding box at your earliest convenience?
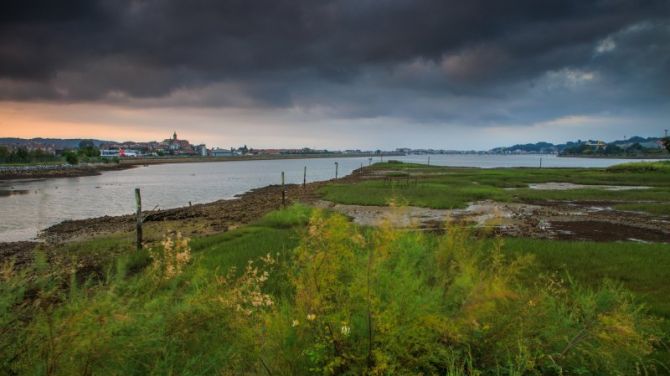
[539,157,543,169]
[335,162,339,179]
[281,171,286,207]
[135,188,142,251]
[427,156,430,166]
[303,166,307,188]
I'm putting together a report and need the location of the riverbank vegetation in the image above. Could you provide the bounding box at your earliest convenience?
[2,205,668,374]
[2,161,670,374]
[0,146,61,164]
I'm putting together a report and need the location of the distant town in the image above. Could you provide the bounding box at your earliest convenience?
[0,131,396,161]
[1,131,669,164]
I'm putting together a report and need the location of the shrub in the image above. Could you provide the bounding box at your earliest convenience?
[63,151,79,165]
[0,213,663,374]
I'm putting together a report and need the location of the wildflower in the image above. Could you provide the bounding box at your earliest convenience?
[292,320,300,327]
[151,231,192,280]
[307,313,316,321]
[341,324,351,337]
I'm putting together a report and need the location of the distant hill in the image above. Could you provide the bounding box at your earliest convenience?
[491,136,665,154]
[0,138,113,149]
[490,142,558,154]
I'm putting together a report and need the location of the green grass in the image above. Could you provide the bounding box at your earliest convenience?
[196,203,311,263]
[607,160,670,173]
[503,238,670,319]
[503,237,670,367]
[614,203,670,216]
[0,160,64,166]
[321,162,670,208]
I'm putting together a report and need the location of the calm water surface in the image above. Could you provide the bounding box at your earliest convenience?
[0,155,662,242]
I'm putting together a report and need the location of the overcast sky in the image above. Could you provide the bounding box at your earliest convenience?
[1,0,668,150]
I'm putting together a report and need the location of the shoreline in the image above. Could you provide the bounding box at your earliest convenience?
[558,154,670,159]
[0,163,134,181]
[0,153,399,181]
[0,176,345,264]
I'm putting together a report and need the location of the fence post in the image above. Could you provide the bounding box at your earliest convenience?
[428,156,430,166]
[281,171,286,207]
[135,187,142,251]
[539,157,543,169]
[335,162,339,179]
[303,166,307,188]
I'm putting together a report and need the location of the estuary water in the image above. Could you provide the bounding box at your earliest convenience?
[0,154,662,242]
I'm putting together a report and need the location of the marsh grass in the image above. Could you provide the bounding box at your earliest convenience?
[321,162,670,208]
[1,205,666,374]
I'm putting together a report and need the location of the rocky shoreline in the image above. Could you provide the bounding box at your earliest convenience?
[0,178,336,266]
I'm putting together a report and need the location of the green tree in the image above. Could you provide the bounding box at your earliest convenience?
[77,140,100,158]
[64,151,79,165]
[0,146,8,162]
[11,148,30,163]
[662,137,670,153]
[604,143,623,155]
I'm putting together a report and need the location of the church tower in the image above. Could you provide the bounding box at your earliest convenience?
[173,131,177,141]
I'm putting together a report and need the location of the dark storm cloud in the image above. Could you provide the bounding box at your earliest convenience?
[0,0,669,125]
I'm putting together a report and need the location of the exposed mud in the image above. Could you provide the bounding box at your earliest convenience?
[0,241,40,266]
[316,199,670,243]
[549,221,670,242]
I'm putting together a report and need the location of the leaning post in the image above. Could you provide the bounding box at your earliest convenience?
[135,187,142,251]
[281,171,286,207]
[303,166,307,188]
